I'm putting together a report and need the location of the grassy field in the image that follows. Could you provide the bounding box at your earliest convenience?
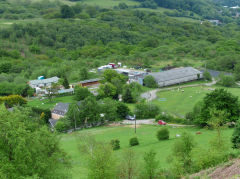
[60,125,235,178]
[152,86,240,117]
[80,0,139,8]
[27,95,75,110]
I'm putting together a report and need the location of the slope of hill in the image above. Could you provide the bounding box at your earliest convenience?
[0,0,239,97]
[190,159,240,178]
[213,0,240,6]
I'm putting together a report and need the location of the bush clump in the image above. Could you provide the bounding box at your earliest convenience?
[155,113,173,122]
[110,139,120,150]
[129,137,139,146]
[157,128,169,141]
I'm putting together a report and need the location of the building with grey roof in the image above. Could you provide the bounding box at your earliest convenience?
[29,76,59,89]
[115,68,148,85]
[149,67,203,87]
[51,101,82,121]
[51,102,70,120]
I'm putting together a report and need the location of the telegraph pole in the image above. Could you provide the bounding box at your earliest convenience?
[134,115,136,134]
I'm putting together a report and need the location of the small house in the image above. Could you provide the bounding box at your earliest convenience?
[51,102,70,120]
[79,78,101,87]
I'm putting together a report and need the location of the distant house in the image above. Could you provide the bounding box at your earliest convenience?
[79,78,101,87]
[51,101,81,123]
[208,20,221,25]
[29,76,59,89]
[149,67,203,87]
[51,102,70,120]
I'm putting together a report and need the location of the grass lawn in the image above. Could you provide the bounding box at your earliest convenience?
[152,86,240,117]
[27,95,75,110]
[60,125,235,178]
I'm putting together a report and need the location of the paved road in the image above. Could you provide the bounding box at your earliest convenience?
[141,79,216,101]
[122,119,194,127]
[122,119,155,125]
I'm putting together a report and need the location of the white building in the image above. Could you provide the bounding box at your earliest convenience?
[29,76,59,89]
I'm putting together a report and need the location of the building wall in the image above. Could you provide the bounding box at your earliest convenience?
[81,81,99,87]
[51,113,64,120]
[157,74,202,87]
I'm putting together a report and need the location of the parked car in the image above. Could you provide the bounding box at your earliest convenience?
[158,120,166,125]
[126,115,136,120]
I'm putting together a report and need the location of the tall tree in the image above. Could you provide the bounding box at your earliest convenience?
[98,83,117,99]
[0,105,70,178]
[74,86,92,101]
[119,149,139,179]
[79,67,89,81]
[143,75,158,88]
[196,89,240,126]
[79,96,101,126]
[77,134,116,179]
[143,150,159,179]
[171,132,195,175]
[232,120,240,149]
[60,5,75,18]
[122,86,134,103]
[62,76,70,89]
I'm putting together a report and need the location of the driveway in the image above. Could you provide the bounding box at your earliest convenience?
[122,119,155,125]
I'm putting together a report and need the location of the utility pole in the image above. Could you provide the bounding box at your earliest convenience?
[134,115,136,134]
[74,106,76,131]
[74,103,80,131]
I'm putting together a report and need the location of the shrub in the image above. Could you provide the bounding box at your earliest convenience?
[155,113,173,122]
[31,107,51,124]
[55,121,66,132]
[54,118,71,132]
[143,75,158,88]
[110,139,120,150]
[129,137,139,147]
[157,128,169,141]
[218,75,235,87]
[203,70,212,81]
[135,102,160,119]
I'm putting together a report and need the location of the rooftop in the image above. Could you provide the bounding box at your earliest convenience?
[79,78,101,84]
[150,67,202,82]
[53,102,70,113]
[29,76,59,85]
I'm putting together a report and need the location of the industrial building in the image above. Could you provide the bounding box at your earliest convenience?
[115,68,148,85]
[149,67,203,87]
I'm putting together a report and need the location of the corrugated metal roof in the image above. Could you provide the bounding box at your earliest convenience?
[29,76,59,85]
[150,67,202,83]
[79,78,101,84]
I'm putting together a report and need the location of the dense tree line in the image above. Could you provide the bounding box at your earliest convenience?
[133,0,236,20]
[0,1,240,99]
[0,105,71,178]
[1,8,240,81]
